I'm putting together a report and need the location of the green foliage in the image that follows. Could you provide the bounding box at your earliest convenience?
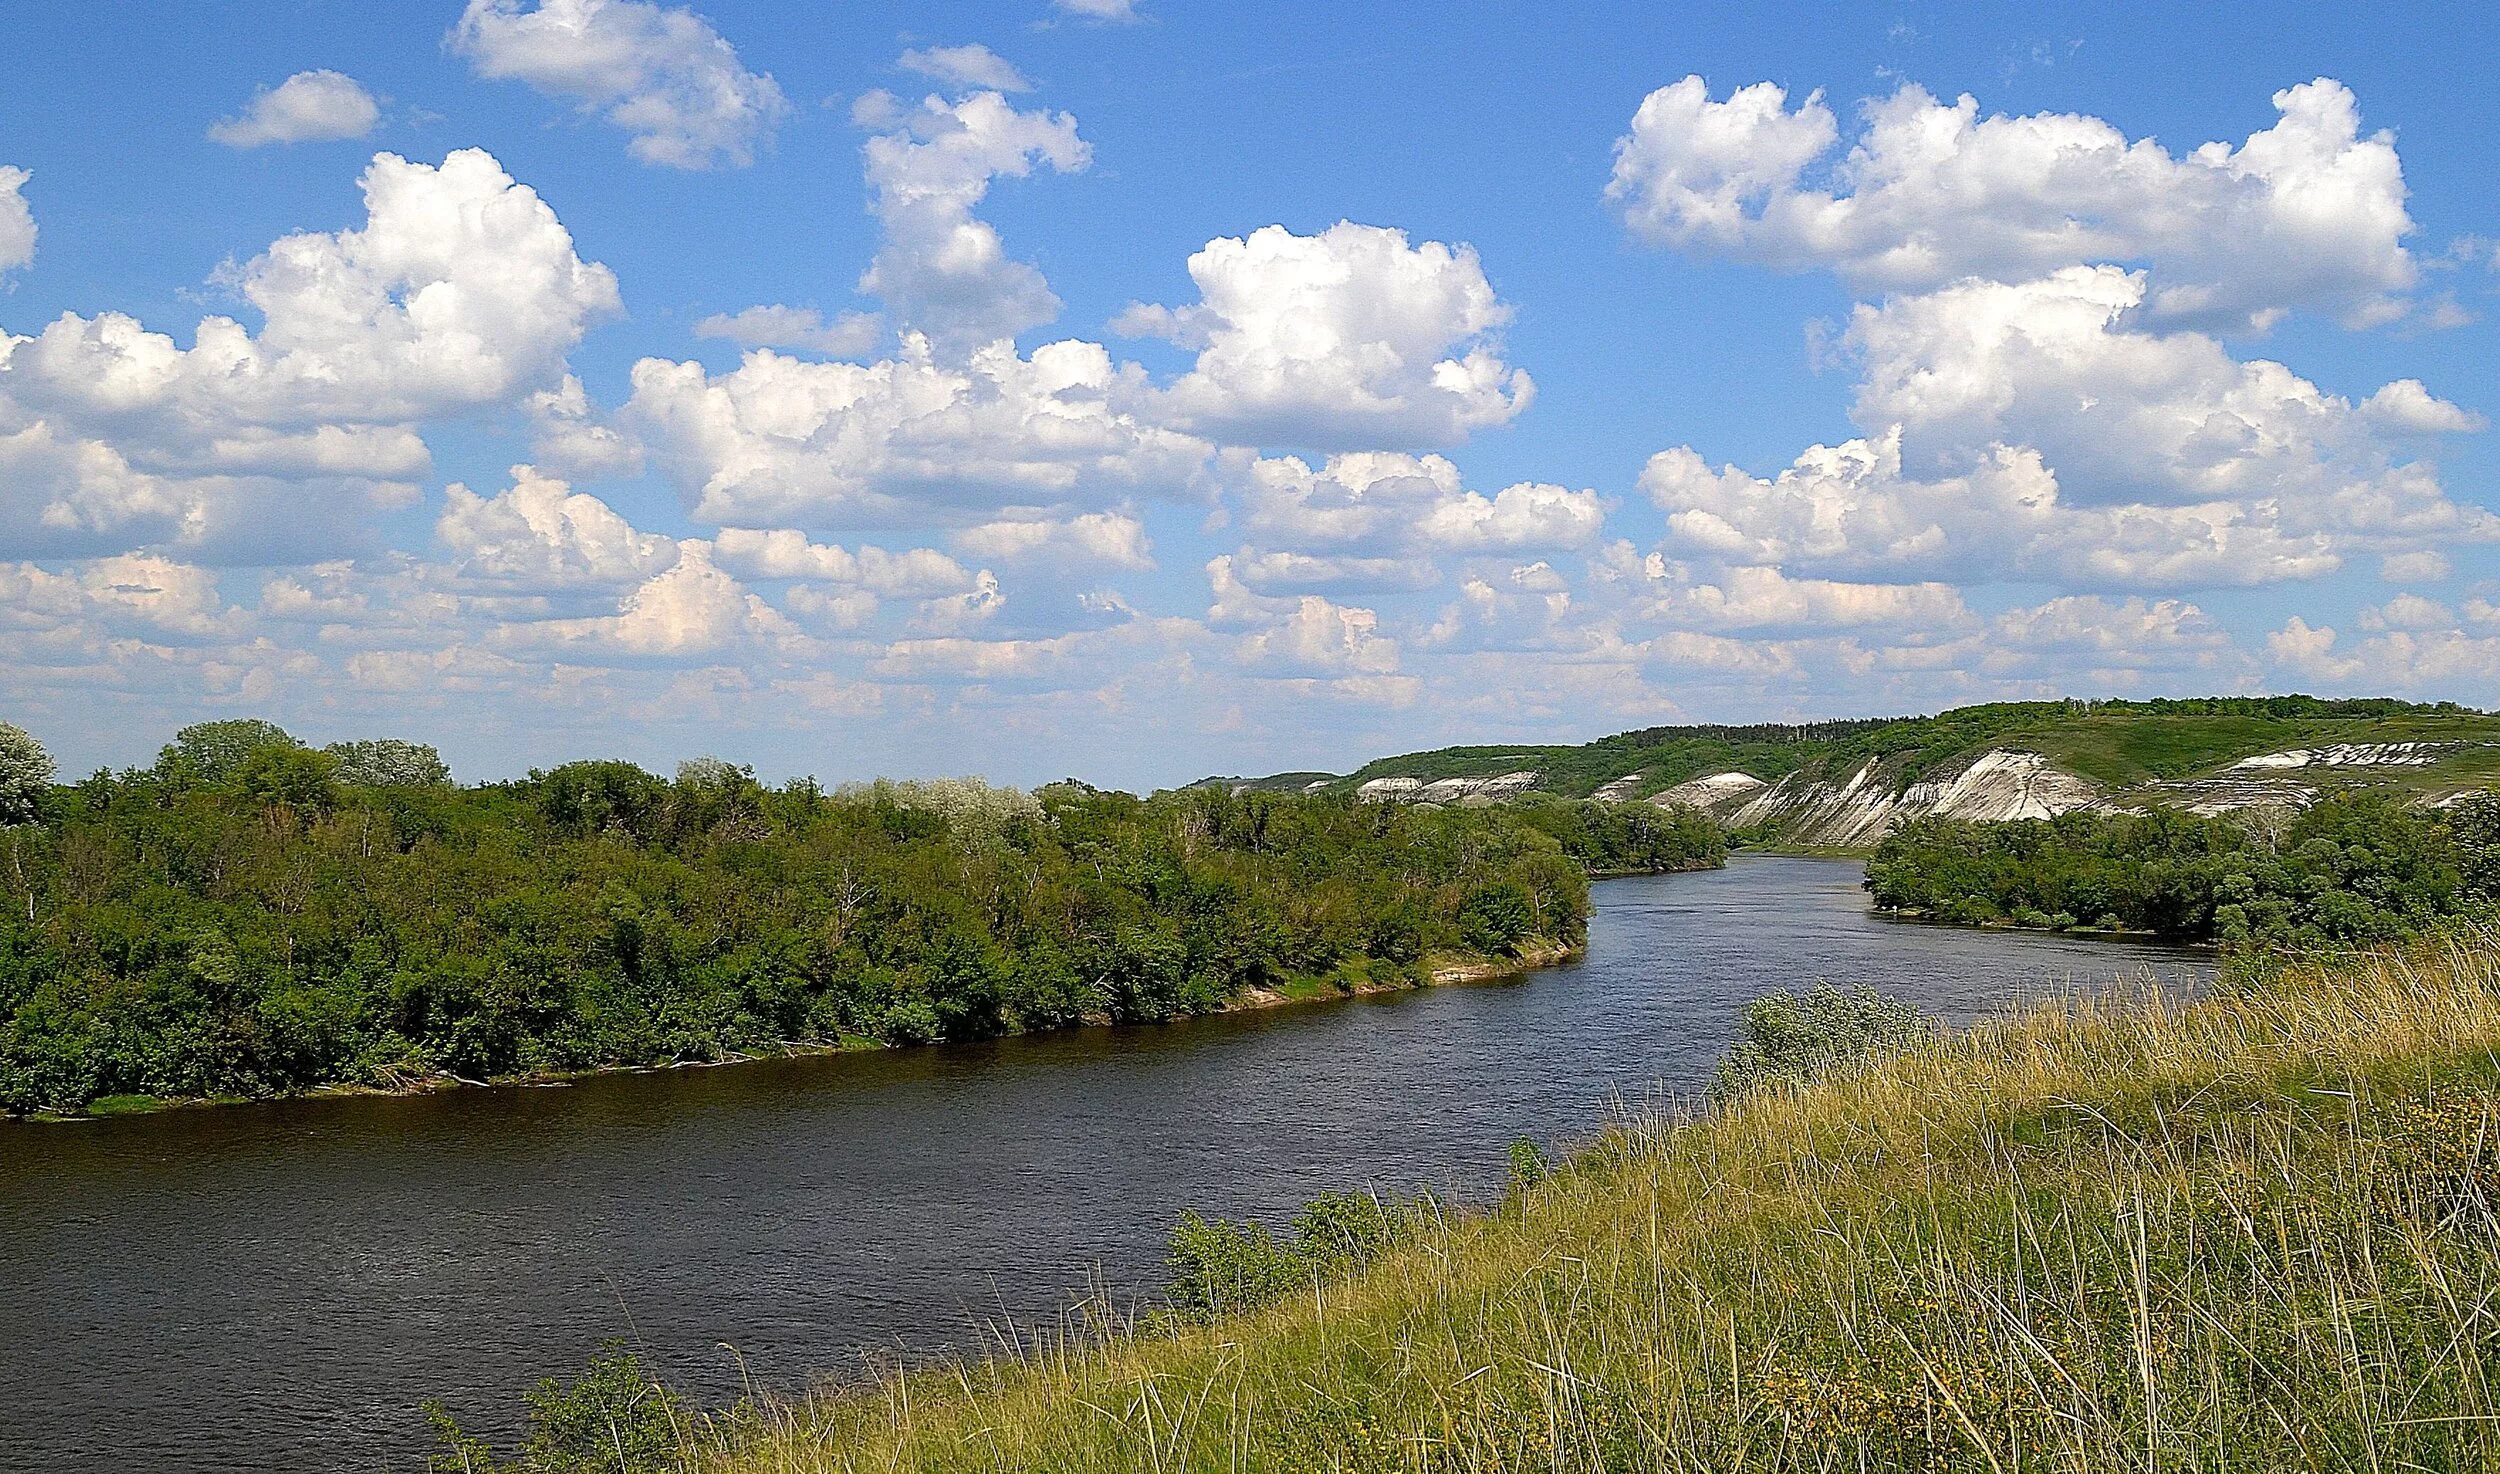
[1865,792,2486,944]
[427,1343,683,1473]
[326,738,452,788]
[1506,1136,1550,1191]
[1508,797,1726,873]
[1164,1189,1432,1321]
[154,718,300,786]
[0,723,52,826]
[0,729,1675,1114]
[1231,695,2492,801]
[1710,984,1933,1101]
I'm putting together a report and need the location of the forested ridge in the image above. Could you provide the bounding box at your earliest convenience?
[0,720,1722,1115]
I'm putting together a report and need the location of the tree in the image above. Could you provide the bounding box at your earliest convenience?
[232,745,341,817]
[325,738,451,788]
[0,724,52,826]
[156,718,299,785]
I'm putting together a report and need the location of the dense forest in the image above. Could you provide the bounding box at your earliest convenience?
[1863,792,2500,943]
[0,720,1722,1115]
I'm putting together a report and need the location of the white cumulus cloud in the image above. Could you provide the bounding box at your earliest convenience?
[0,167,34,278]
[694,304,884,357]
[436,464,676,588]
[0,149,618,559]
[626,335,1212,529]
[1610,74,2419,332]
[899,44,1030,93]
[855,89,1090,351]
[451,0,790,169]
[209,70,381,147]
[1117,222,1531,450]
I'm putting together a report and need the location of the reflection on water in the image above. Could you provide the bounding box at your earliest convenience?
[0,856,2207,1472]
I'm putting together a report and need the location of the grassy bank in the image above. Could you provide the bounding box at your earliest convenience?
[565,927,2500,1473]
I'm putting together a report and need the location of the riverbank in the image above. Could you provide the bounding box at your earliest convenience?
[8,939,1588,1123]
[645,926,2498,1473]
[5,857,2214,1473]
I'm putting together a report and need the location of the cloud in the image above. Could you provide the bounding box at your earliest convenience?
[1991,595,2229,661]
[1847,268,2486,539]
[1642,563,1973,633]
[526,373,645,479]
[209,70,381,147]
[2267,616,2363,681]
[450,0,790,169]
[1116,222,1531,450]
[855,89,1090,351]
[1236,593,1401,676]
[626,335,1213,529]
[2380,549,2452,582]
[954,510,1153,569]
[1642,430,2349,591]
[693,304,884,357]
[0,166,33,278]
[0,553,240,640]
[436,465,676,588]
[0,149,617,558]
[898,44,1030,93]
[523,540,800,655]
[1610,75,2418,332]
[710,525,977,595]
[1053,0,1142,19]
[1239,451,1602,557]
[2361,378,2487,434]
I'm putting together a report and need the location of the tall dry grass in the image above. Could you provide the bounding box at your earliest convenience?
[682,928,2500,1473]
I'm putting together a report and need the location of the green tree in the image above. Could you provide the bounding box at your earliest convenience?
[0,723,52,826]
[325,738,452,788]
[155,718,299,785]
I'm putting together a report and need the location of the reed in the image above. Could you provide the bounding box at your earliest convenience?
[656,927,2500,1472]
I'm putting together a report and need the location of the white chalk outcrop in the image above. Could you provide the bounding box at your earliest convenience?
[1655,749,2103,848]
[2230,743,2441,770]
[1356,770,1541,805]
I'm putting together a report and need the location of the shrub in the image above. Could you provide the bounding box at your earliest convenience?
[1165,1189,1432,1321]
[1710,983,1932,1102]
[427,1343,684,1473]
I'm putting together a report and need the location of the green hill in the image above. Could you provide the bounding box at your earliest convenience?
[1215,696,2500,807]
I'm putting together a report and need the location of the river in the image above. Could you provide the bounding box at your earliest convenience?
[0,856,2209,1472]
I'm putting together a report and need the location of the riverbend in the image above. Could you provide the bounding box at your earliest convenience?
[0,857,2208,1473]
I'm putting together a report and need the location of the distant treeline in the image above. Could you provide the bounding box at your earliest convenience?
[0,720,1721,1115]
[1864,792,2500,944]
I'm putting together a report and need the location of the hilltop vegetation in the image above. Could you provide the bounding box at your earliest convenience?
[447,927,2500,1473]
[0,719,1720,1117]
[1230,695,2500,803]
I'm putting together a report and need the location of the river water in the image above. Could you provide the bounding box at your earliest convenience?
[0,856,2209,1472]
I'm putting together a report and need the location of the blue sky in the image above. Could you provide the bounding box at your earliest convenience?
[3,0,2497,789]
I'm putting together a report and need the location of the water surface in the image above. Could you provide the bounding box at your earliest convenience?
[0,857,2208,1472]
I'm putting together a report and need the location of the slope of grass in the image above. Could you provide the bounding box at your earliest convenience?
[666,928,2500,1473]
[1223,697,2500,801]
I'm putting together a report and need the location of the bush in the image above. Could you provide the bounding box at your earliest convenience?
[427,1343,684,1473]
[1165,1189,1432,1321]
[1711,984,1932,1102]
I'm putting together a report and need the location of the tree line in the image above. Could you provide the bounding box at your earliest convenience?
[1863,792,2500,943]
[0,719,1722,1115]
